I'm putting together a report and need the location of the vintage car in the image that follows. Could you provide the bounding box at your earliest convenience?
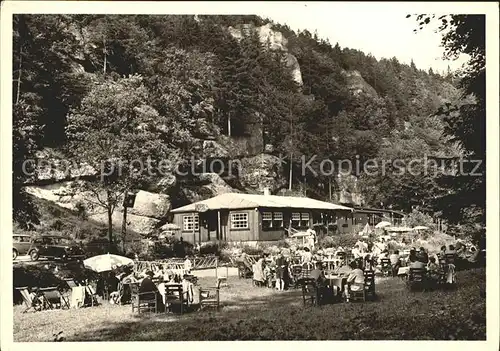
[26,235,86,261]
[12,234,33,259]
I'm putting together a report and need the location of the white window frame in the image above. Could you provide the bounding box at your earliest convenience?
[273,212,283,228]
[291,212,301,228]
[231,212,249,229]
[300,212,310,228]
[183,214,199,232]
[262,212,273,229]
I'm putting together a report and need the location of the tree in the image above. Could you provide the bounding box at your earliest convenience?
[410,14,486,242]
[66,75,174,244]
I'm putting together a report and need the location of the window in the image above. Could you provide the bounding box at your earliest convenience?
[300,212,310,227]
[262,212,273,229]
[291,212,301,228]
[231,212,249,229]
[262,212,283,229]
[291,212,310,229]
[273,212,283,228]
[183,214,199,231]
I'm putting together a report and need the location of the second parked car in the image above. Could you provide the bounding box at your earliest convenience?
[28,235,86,261]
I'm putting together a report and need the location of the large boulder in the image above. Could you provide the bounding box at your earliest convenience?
[88,211,160,235]
[125,190,171,219]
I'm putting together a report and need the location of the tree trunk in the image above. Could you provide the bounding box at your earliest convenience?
[288,153,293,191]
[107,190,113,245]
[227,112,231,137]
[16,45,23,104]
[103,37,107,76]
[121,205,127,254]
[329,177,332,201]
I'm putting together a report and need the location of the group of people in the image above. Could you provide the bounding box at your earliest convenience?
[95,261,195,308]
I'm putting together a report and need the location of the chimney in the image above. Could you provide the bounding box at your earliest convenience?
[263,187,270,196]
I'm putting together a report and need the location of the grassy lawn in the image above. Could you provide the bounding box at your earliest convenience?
[13,268,486,341]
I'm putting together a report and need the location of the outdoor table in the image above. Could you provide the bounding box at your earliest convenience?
[397,266,410,278]
[325,275,347,291]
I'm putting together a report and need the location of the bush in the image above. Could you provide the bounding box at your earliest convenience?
[240,245,264,256]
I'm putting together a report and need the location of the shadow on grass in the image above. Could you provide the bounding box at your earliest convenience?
[62,268,486,341]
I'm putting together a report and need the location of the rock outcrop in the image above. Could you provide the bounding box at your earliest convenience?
[228,23,303,86]
[25,182,170,235]
[342,70,378,98]
[239,153,287,194]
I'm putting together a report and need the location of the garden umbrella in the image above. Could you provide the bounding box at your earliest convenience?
[375,221,391,229]
[83,253,134,273]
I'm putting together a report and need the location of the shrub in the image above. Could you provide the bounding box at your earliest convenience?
[199,242,220,256]
[240,245,264,256]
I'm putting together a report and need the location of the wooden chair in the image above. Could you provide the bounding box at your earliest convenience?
[237,261,253,279]
[346,282,366,302]
[408,268,427,291]
[216,263,229,288]
[164,284,188,314]
[363,270,376,300]
[380,258,391,277]
[301,278,319,307]
[38,287,70,310]
[16,287,40,313]
[131,283,158,314]
[85,284,99,306]
[199,279,221,311]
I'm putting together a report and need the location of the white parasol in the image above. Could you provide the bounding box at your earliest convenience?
[375,221,391,229]
[83,253,134,273]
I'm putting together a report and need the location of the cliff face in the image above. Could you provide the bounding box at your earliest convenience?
[228,23,303,86]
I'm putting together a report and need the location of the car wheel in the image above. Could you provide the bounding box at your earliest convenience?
[30,250,40,261]
[13,249,18,260]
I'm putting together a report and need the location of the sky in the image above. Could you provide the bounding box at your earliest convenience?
[253,2,470,74]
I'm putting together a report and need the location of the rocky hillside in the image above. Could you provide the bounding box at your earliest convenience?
[14,14,462,237]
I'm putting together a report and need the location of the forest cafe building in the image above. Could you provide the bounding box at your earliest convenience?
[170,192,354,244]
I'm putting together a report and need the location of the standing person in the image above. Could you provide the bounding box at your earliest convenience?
[307,229,316,251]
[275,252,286,291]
[183,256,192,273]
[302,247,312,263]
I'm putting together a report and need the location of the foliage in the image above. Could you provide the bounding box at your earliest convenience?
[409,14,485,242]
[12,14,482,241]
[404,208,437,229]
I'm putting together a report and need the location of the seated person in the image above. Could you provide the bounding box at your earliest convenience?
[389,250,401,277]
[409,258,426,270]
[345,261,365,301]
[139,270,165,312]
[438,245,447,259]
[426,256,440,281]
[416,247,429,264]
[407,248,417,265]
[446,244,456,255]
[310,261,326,284]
